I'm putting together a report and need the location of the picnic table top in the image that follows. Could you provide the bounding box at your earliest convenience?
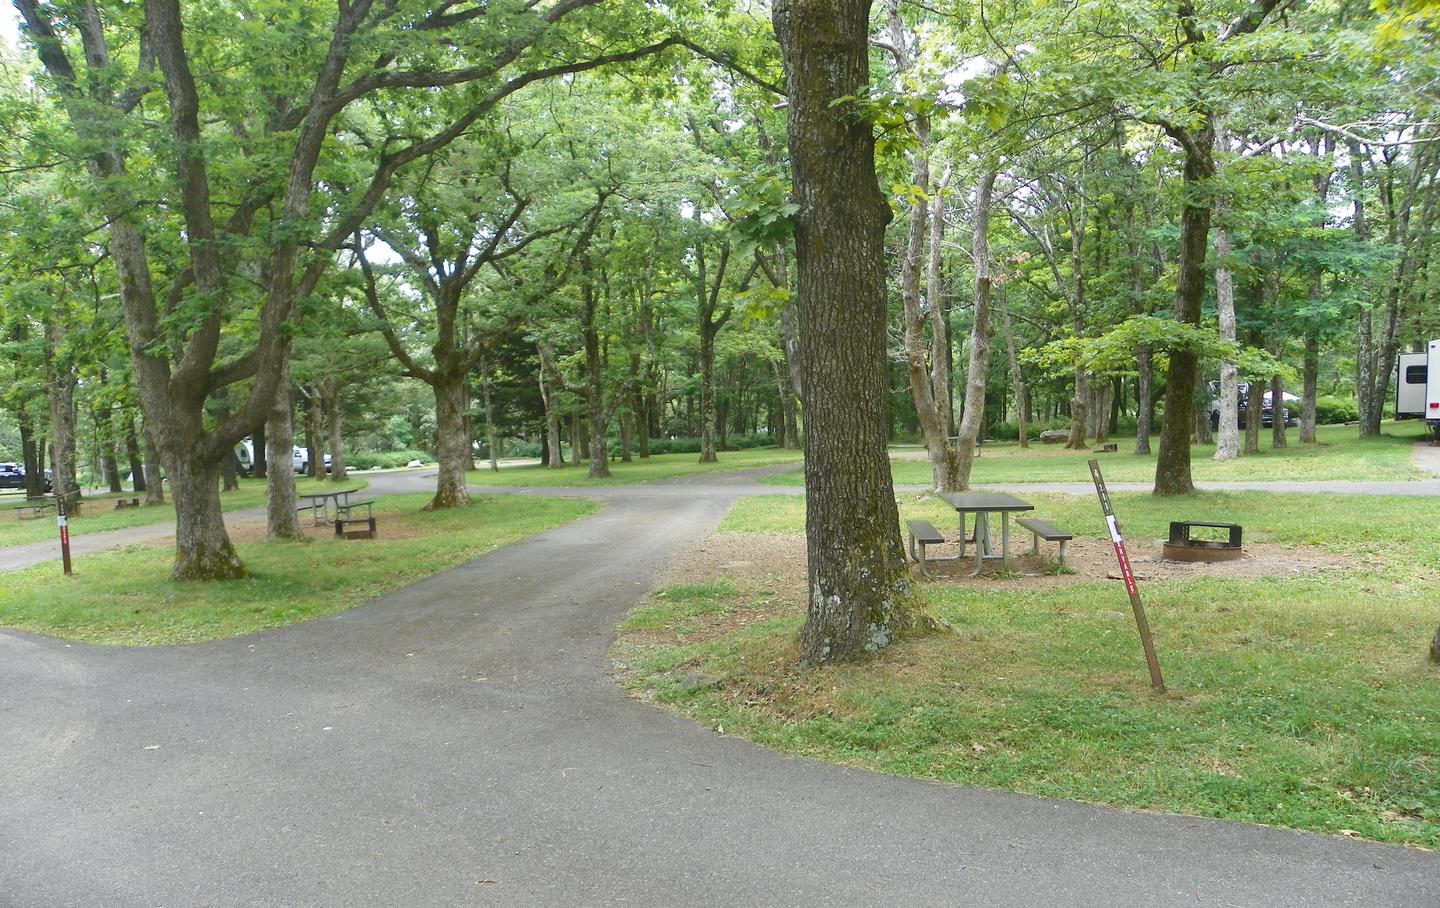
[937,492,1034,513]
[298,487,363,501]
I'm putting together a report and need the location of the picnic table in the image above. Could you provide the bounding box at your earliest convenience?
[938,491,1034,577]
[297,488,364,527]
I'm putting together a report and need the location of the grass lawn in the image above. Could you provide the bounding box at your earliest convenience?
[467,446,804,487]
[760,421,1429,486]
[614,490,1440,848]
[0,476,363,549]
[0,493,595,646]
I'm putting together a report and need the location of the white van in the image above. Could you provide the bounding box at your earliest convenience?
[235,441,312,475]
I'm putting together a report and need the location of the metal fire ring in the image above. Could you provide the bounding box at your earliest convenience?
[1161,521,1244,562]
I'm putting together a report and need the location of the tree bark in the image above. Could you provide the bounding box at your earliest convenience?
[429,371,471,509]
[537,343,566,469]
[694,243,733,465]
[481,355,500,472]
[1135,345,1153,454]
[168,451,244,580]
[582,273,611,479]
[265,360,302,541]
[1300,333,1319,443]
[999,286,1029,448]
[19,413,44,498]
[124,419,146,493]
[324,380,347,482]
[1154,117,1216,495]
[951,169,1000,489]
[99,407,124,493]
[889,5,960,490]
[220,448,240,492]
[44,319,81,515]
[143,424,165,505]
[253,421,267,479]
[1245,378,1264,455]
[774,0,933,664]
[304,389,324,480]
[1271,374,1288,449]
[1213,222,1240,460]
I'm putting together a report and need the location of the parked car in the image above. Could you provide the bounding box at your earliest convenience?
[234,441,328,476]
[1208,386,1298,431]
[0,463,53,492]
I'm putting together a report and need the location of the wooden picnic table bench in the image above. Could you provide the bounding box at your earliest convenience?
[11,496,53,520]
[296,488,364,527]
[1015,517,1073,566]
[905,519,948,578]
[333,499,377,539]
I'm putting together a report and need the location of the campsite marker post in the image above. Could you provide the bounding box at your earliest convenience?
[1088,460,1164,693]
[56,494,72,576]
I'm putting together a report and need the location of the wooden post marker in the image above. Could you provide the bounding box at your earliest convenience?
[1088,460,1165,693]
[56,494,73,577]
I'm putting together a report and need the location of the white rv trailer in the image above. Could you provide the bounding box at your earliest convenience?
[1395,338,1440,439]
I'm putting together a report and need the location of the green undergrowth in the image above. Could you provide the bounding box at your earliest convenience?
[0,493,594,646]
[467,446,803,487]
[614,489,1440,848]
[762,422,1428,487]
[0,476,362,549]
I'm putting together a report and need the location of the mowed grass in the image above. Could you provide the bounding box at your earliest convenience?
[0,493,595,646]
[761,422,1428,486]
[467,446,803,487]
[615,490,1440,848]
[0,476,362,548]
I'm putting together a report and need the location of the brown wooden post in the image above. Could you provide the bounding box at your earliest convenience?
[1089,460,1165,692]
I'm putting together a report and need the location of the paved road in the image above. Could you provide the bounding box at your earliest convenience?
[0,471,433,574]
[2,469,1436,906]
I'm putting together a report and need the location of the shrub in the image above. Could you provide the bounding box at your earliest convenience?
[348,449,431,470]
[645,433,780,455]
[1314,396,1358,425]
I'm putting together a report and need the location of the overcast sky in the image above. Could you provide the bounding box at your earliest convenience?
[1,7,19,56]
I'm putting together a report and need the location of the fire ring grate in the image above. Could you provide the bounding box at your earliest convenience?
[1162,521,1244,562]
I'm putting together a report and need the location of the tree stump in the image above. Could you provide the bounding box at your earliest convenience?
[1430,626,1440,664]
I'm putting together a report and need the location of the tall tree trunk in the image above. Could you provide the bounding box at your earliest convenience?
[44,319,81,515]
[1271,374,1288,449]
[265,360,301,541]
[220,448,240,492]
[1066,369,1089,450]
[304,389,324,480]
[636,390,651,458]
[774,0,933,664]
[324,380,347,482]
[1213,222,1240,460]
[582,277,611,479]
[952,169,999,489]
[999,287,1029,449]
[1154,117,1216,495]
[143,423,165,505]
[481,355,500,473]
[99,407,124,493]
[889,4,960,490]
[537,343,566,469]
[1300,333,1319,444]
[1135,345,1153,454]
[429,371,471,509]
[19,413,44,498]
[698,323,719,464]
[253,421,267,479]
[1245,378,1264,455]
[124,419,146,493]
[168,450,243,580]
[1109,376,1122,437]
